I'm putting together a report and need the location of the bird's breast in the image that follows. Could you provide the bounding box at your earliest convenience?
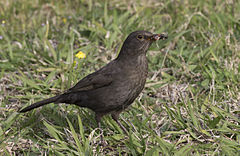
[118,55,148,104]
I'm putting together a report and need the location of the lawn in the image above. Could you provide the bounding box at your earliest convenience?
[0,0,239,155]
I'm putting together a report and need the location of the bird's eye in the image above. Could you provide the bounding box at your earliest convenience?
[137,35,143,40]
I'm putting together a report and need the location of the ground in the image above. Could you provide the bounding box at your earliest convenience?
[0,0,239,155]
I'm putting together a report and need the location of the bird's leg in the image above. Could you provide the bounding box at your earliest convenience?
[95,114,106,145]
[111,113,128,134]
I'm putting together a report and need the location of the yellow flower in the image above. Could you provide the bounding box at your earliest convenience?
[63,18,67,24]
[2,20,5,24]
[75,51,86,59]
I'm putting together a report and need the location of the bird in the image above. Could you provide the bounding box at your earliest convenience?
[19,30,168,133]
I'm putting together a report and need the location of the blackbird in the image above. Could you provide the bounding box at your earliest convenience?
[19,31,167,133]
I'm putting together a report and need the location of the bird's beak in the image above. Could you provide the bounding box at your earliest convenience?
[150,33,168,41]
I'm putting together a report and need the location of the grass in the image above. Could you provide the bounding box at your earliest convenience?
[0,0,239,155]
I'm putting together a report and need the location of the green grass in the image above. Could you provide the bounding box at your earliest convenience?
[0,0,240,155]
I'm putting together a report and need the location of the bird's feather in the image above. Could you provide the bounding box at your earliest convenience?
[67,69,113,93]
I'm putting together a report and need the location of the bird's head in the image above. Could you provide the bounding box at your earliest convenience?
[118,31,167,58]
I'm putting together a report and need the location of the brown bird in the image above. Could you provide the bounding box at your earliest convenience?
[19,31,167,133]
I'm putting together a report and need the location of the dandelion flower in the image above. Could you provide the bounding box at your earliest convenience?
[2,20,5,24]
[63,18,67,24]
[75,51,86,59]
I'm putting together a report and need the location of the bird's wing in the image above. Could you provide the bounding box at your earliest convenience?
[67,71,113,92]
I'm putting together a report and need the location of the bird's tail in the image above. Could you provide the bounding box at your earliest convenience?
[19,95,60,113]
